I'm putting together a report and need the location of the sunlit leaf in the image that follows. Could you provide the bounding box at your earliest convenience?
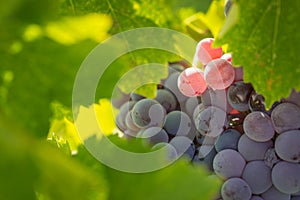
[215,0,300,106]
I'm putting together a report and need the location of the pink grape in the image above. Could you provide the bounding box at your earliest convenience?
[177,67,207,97]
[195,38,223,65]
[204,58,235,90]
[221,53,232,62]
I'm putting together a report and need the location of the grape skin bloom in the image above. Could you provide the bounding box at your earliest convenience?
[177,67,207,97]
[243,111,275,142]
[204,58,235,90]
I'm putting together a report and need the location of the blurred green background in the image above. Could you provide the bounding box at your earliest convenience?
[0,0,226,199]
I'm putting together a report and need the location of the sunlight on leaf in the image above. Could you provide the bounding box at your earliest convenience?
[94,98,117,135]
[47,117,81,153]
[184,0,225,39]
[44,13,112,45]
[23,24,43,42]
[75,105,103,142]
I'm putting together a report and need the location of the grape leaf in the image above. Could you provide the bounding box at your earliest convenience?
[73,135,221,200]
[0,113,108,200]
[215,0,300,106]
[105,158,221,200]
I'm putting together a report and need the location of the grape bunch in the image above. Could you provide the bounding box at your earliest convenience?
[112,36,300,200]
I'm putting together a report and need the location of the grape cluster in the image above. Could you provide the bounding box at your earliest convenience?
[182,38,300,200]
[113,36,300,199]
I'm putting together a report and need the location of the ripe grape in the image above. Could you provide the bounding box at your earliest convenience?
[242,161,272,194]
[248,91,267,112]
[233,66,244,82]
[151,142,178,161]
[221,178,252,200]
[227,81,253,112]
[116,101,136,131]
[213,149,246,179]
[272,161,300,194]
[164,72,188,103]
[271,102,300,133]
[201,87,233,113]
[131,99,166,128]
[194,38,223,65]
[221,53,232,62]
[196,146,217,171]
[192,103,206,122]
[130,92,145,101]
[169,136,195,160]
[243,111,275,142]
[261,186,291,200]
[137,127,169,145]
[204,58,235,90]
[292,196,300,200]
[238,134,273,162]
[194,106,227,137]
[215,129,242,152]
[155,89,177,113]
[275,130,300,163]
[111,88,130,109]
[125,112,140,132]
[177,67,207,97]
[163,111,192,136]
[184,97,200,117]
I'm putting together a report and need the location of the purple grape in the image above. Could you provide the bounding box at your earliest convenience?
[221,177,252,200]
[130,92,145,101]
[184,97,201,117]
[201,87,233,113]
[195,145,217,171]
[248,91,266,113]
[169,136,195,160]
[243,111,275,142]
[111,88,130,109]
[194,106,227,137]
[125,112,140,132]
[233,66,244,82]
[215,129,242,152]
[137,127,169,146]
[213,149,246,179]
[155,89,177,113]
[275,130,300,163]
[164,72,188,103]
[292,196,300,200]
[238,134,273,162]
[271,102,300,133]
[151,142,178,161]
[131,99,166,128]
[227,81,253,112]
[242,161,272,194]
[261,186,290,200]
[272,161,300,194]
[116,101,136,131]
[193,103,206,122]
[163,111,192,136]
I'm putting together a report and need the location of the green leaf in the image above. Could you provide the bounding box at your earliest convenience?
[74,134,221,200]
[215,0,300,106]
[0,114,108,200]
[105,159,221,200]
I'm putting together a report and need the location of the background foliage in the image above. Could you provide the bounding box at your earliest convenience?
[1,0,298,199]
